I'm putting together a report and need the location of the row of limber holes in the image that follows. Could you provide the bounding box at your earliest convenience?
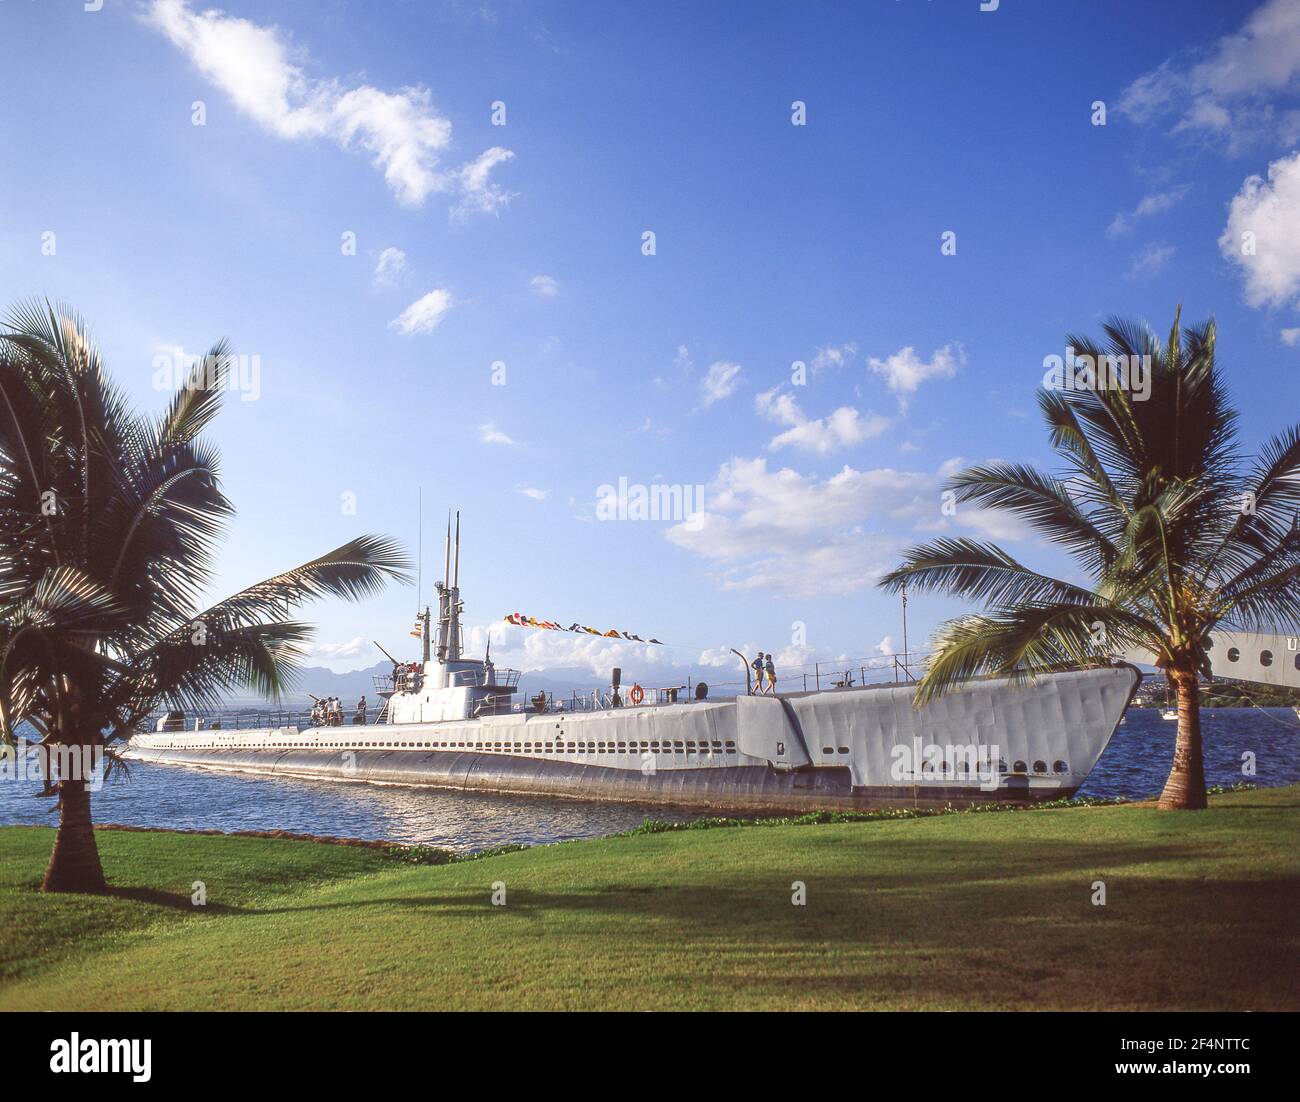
[178,739,742,754]
[906,758,1069,775]
[156,740,1068,772]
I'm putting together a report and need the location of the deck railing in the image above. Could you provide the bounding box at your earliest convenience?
[143,706,389,733]
[373,667,521,694]
[141,653,935,730]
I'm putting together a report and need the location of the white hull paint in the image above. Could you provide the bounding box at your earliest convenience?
[125,666,1139,810]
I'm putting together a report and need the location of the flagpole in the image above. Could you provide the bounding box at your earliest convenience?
[901,580,910,682]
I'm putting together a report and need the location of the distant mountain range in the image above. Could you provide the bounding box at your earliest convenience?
[229,662,651,708]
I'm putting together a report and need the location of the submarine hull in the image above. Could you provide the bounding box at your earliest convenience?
[122,745,1080,813]
[123,665,1139,813]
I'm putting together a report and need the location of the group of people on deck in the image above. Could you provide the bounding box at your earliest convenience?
[750,653,778,695]
[310,695,368,727]
[392,662,421,692]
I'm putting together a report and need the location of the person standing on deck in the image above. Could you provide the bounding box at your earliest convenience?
[764,653,777,696]
[355,695,367,725]
[751,653,766,695]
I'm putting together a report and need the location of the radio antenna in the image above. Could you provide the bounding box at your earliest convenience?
[417,486,423,614]
[443,510,452,588]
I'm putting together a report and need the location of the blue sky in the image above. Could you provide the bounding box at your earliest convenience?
[2,0,1299,687]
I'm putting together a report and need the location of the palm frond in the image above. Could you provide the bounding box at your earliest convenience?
[157,340,231,445]
[112,621,315,724]
[878,538,1099,608]
[914,604,1164,705]
[881,308,1294,714]
[0,300,409,745]
[945,462,1119,573]
[185,535,412,639]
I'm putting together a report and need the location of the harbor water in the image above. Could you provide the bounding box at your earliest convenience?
[1,708,1296,851]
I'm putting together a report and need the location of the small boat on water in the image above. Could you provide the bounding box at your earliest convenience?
[1161,708,1179,721]
[124,518,1140,813]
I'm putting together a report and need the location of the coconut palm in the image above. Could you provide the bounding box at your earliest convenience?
[0,302,409,892]
[879,310,1300,810]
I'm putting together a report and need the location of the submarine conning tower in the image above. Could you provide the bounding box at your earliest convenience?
[383,511,520,723]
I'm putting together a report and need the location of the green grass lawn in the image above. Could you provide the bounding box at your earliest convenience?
[2,786,1297,1010]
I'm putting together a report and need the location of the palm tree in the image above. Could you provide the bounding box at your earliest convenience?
[0,302,410,892]
[879,310,1300,810]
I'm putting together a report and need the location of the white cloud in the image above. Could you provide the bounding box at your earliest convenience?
[755,387,888,454]
[699,361,742,407]
[449,146,516,219]
[653,344,693,389]
[1139,193,1185,214]
[1188,0,1300,97]
[1118,0,1300,147]
[810,343,858,372]
[373,246,406,288]
[1174,98,1234,136]
[311,637,372,661]
[530,274,559,297]
[754,389,801,426]
[697,645,752,669]
[1219,150,1300,307]
[390,289,453,335]
[480,423,515,446]
[770,643,849,674]
[867,343,963,405]
[461,623,879,689]
[1105,185,1191,238]
[1282,327,1300,345]
[518,487,548,500]
[465,622,680,679]
[1117,60,1183,125]
[145,0,513,210]
[1126,242,1177,281]
[664,455,1023,598]
[1282,109,1300,145]
[952,505,1031,543]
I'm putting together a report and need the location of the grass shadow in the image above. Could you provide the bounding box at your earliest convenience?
[104,885,243,915]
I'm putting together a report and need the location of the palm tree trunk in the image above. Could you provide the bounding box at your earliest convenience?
[1157,666,1207,810]
[41,774,107,893]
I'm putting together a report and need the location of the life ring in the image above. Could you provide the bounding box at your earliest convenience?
[629,683,645,705]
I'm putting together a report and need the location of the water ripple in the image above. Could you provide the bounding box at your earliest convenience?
[2,709,1295,850]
